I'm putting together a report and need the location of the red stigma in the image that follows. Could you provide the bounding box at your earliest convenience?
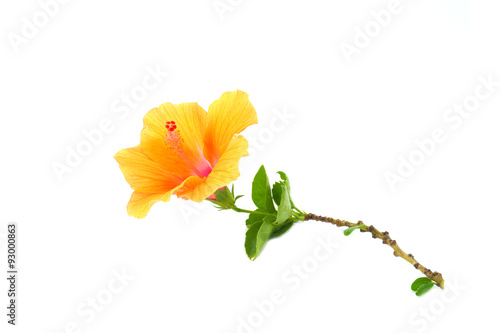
[166,121,177,131]
[166,121,176,128]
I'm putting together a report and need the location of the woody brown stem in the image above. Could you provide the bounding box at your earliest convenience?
[304,213,444,289]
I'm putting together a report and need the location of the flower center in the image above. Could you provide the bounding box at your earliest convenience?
[163,121,213,178]
[164,121,184,153]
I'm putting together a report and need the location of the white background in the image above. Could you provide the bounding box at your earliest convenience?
[1,0,499,332]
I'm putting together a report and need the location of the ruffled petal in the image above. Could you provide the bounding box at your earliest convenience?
[127,191,172,219]
[175,135,249,202]
[126,175,195,219]
[114,145,182,193]
[203,90,257,166]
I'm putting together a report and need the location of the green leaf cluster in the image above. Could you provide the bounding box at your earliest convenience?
[244,166,305,260]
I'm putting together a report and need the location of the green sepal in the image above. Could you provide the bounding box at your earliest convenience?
[215,187,234,207]
[206,186,237,210]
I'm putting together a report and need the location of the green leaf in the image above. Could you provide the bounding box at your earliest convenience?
[245,222,262,260]
[272,181,283,205]
[277,171,295,208]
[411,277,433,291]
[411,277,435,296]
[275,184,292,225]
[277,171,290,189]
[269,222,293,239]
[245,216,277,260]
[246,209,266,228]
[255,216,276,259]
[252,165,276,213]
[415,282,434,296]
[344,224,365,236]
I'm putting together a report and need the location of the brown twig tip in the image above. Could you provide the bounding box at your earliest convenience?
[305,212,445,289]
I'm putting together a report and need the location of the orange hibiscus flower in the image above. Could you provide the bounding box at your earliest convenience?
[115,90,258,218]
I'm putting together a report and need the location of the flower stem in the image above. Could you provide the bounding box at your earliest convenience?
[304,213,444,289]
[231,206,275,217]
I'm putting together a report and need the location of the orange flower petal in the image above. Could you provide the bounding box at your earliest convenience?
[175,135,249,202]
[114,145,183,193]
[203,90,257,166]
[127,191,173,219]
[126,175,198,219]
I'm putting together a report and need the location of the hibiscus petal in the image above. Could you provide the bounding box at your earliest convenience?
[203,90,257,166]
[126,175,196,219]
[127,191,173,219]
[175,135,249,202]
[114,145,182,193]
